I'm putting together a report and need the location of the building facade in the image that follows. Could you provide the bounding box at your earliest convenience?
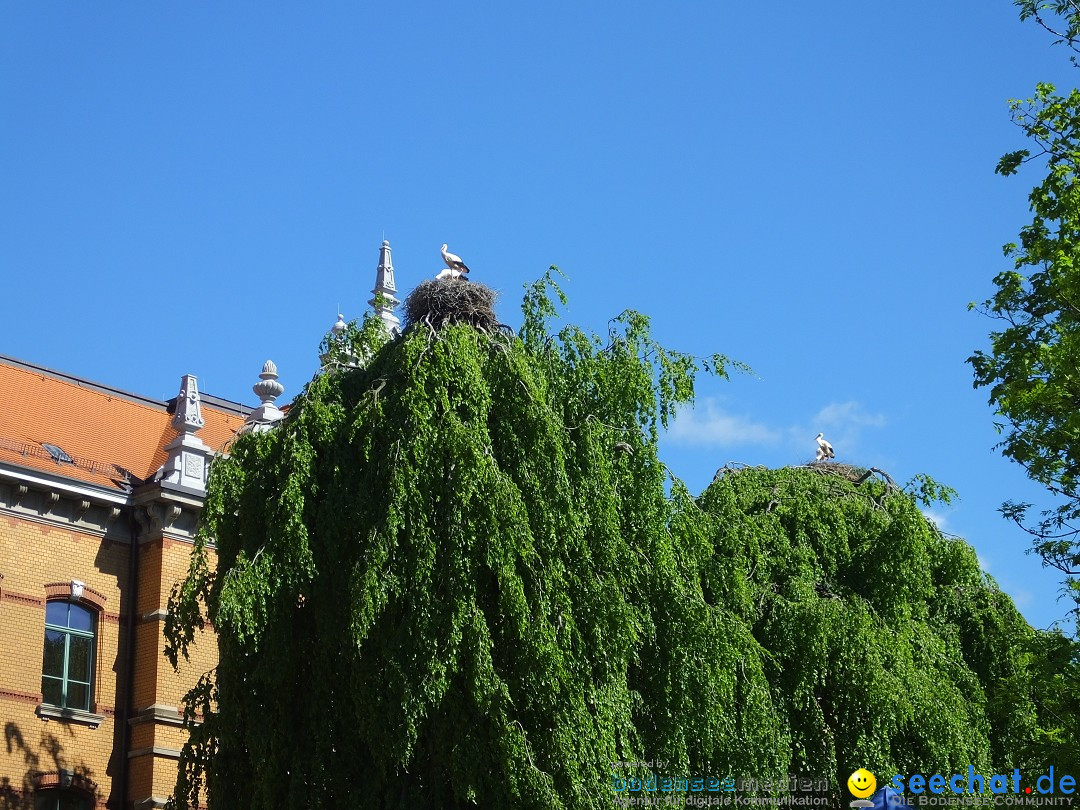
[0,355,255,809]
[0,240,401,809]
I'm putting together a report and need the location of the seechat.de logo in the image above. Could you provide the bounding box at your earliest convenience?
[849,769,877,808]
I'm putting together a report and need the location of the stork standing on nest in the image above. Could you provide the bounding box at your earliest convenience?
[436,243,470,280]
[815,433,835,462]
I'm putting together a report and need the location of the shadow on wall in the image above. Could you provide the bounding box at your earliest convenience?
[93,533,134,809]
[0,721,96,809]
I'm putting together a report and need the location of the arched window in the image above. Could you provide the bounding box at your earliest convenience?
[32,770,96,809]
[41,601,95,711]
[34,790,90,810]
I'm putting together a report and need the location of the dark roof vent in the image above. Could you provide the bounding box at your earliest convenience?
[41,443,74,464]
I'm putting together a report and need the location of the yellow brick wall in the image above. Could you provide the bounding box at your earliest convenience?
[0,509,221,810]
[132,535,219,804]
[156,540,218,710]
[0,513,127,809]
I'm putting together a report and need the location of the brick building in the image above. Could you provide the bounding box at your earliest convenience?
[0,240,401,810]
[0,356,256,810]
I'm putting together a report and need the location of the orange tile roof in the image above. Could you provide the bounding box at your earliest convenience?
[0,356,248,492]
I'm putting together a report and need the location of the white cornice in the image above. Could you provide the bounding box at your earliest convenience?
[0,462,129,505]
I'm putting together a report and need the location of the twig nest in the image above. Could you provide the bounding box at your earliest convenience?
[404,278,498,332]
[805,461,896,487]
[807,461,866,482]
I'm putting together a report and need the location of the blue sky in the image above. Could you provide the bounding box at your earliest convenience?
[1,2,1075,631]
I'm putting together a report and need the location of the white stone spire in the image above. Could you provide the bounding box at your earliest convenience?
[161,374,212,491]
[173,374,205,432]
[241,360,286,434]
[369,240,401,335]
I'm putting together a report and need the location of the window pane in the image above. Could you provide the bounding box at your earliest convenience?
[42,631,66,677]
[35,792,86,810]
[41,676,62,706]
[66,681,88,711]
[67,605,94,633]
[67,636,91,681]
[45,602,67,626]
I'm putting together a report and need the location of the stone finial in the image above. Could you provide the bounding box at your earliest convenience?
[253,360,284,406]
[160,373,213,492]
[242,360,286,433]
[173,375,205,432]
[321,313,353,370]
[369,240,401,335]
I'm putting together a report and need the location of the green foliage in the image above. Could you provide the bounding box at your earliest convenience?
[166,273,1049,808]
[970,10,1080,622]
[698,467,1038,787]
[166,276,778,809]
[971,82,1080,616]
[965,0,1080,780]
[1015,2,1080,62]
[903,473,958,508]
[1016,630,1080,773]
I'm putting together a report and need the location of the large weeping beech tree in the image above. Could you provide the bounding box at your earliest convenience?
[696,467,1041,780]
[166,274,1044,809]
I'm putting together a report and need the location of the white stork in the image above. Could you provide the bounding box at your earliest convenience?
[815,433,835,462]
[439,243,470,278]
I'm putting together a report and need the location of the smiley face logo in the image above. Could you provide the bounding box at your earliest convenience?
[848,769,876,799]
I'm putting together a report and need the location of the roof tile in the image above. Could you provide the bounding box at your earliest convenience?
[0,359,247,491]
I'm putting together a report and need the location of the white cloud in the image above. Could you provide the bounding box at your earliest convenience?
[667,399,780,447]
[665,398,888,465]
[922,509,948,532]
[788,401,887,460]
[813,401,887,430]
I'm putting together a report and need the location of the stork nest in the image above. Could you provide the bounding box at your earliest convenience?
[803,461,897,487]
[713,461,897,488]
[404,279,499,332]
